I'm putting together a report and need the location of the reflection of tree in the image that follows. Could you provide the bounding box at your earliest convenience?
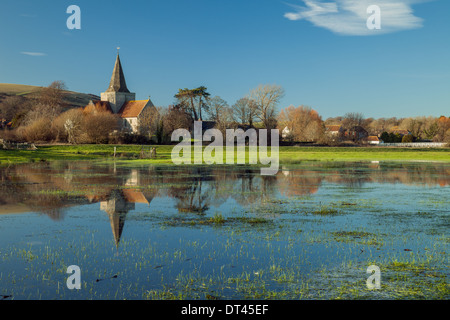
[176,179,210,214]
[277,169,321,197]
[1,161,449,228]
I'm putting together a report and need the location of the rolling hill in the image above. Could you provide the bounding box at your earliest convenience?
[0,83,100,109]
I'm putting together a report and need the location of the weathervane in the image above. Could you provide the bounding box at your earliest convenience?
[117,47,120,55]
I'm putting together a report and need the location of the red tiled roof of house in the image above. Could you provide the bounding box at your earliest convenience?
[326,125,342,132]
[118,100,149,118]
[123,189,149,204]
[391,129,410,135]
[368,136,379,142]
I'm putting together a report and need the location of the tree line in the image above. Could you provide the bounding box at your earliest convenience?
[1,81,449,145]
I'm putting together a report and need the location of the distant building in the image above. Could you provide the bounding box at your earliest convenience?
[325,125,344,136]
[282,126,291,139]
[367,136,382,145]
[346,126,369,141]
[389,126,411,137]
[90,53,155,133]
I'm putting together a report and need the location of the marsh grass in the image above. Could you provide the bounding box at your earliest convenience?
[2,145,450,166]
[311,204,340,216]
[163,214,270,227]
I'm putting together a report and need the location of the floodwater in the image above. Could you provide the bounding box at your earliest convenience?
[0,161,448,300]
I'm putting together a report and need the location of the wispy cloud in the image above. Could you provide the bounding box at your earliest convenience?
[20,52,47,57]
[284,0,426,36]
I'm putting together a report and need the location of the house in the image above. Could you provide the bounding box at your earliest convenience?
[389,126,411,137]
[93,53,155,133]
[282,126,291,139]
[367,136,382,145]
[325,125,344,136]
[346,126,369,141]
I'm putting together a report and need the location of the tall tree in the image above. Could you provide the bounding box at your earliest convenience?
[232,97,257,126]
[207,96,228,122]
[137,106,162,140]
[278,105,324,142]
[175,86,211,121]
[343,112,365,130]
[39,80,67,110]
[163,105,194,141]
[249,84,284,129]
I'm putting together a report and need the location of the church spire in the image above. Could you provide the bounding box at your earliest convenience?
[106,53,130,93]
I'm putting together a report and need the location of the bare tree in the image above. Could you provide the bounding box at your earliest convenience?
[343,112,365,130]
[137,106,161,140]
[0,96,30,121]
[53,108,85,143]
[232,97,257,126]
[249,84,284,129]
[24,81,68,126]
[207,96,228,122]
[38,80,67,110]
[163,105,194,142]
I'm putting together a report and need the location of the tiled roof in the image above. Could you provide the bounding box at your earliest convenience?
[368,136,379,141]
[118,100,150,118]
[326,125,342,132]
[123,189,149,204]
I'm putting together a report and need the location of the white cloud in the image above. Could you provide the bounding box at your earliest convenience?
[21,52,47,57]
[284,0,426,35]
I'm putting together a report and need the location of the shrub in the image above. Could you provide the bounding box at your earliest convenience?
[0,129,23,143]
[18,117,54,142]
[83,112,120,144]
[402,134,414,143]
[53,108,85,143]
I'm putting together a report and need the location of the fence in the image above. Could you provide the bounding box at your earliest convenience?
[380,142,447,148]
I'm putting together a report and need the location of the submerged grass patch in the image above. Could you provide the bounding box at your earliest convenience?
[162,214,271,227]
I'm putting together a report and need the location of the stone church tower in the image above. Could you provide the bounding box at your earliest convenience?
[101,53,136,114]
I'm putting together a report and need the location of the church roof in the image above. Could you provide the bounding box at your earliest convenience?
[118,100,153,118]
[106,54,130,93]
[122,189,149,205]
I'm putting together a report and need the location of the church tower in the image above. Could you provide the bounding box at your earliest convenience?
[101,53,136,114]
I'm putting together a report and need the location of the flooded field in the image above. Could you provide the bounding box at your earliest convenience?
[0,161,448,300]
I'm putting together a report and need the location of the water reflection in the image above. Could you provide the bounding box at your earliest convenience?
[0,161,449,247]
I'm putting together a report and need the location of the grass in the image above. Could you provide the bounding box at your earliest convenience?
[1,144,449,166]
[163,214,270,227]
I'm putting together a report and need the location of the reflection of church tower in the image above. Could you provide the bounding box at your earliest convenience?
[100,190,135,248]
[100,53,136,114]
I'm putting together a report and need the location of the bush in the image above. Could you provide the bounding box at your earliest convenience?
[402,134,414,143]
[83,112,120,144]
[53,108,85,143]
[18,117,54,142]
[0,129,23,143]
[109,132,151,145]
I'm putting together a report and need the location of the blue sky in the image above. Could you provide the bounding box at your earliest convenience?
[0,0,449,119]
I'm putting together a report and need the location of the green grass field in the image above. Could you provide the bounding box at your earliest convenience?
[1,144,449,166]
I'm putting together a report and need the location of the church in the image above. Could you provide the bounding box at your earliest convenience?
[88,53,155,133]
